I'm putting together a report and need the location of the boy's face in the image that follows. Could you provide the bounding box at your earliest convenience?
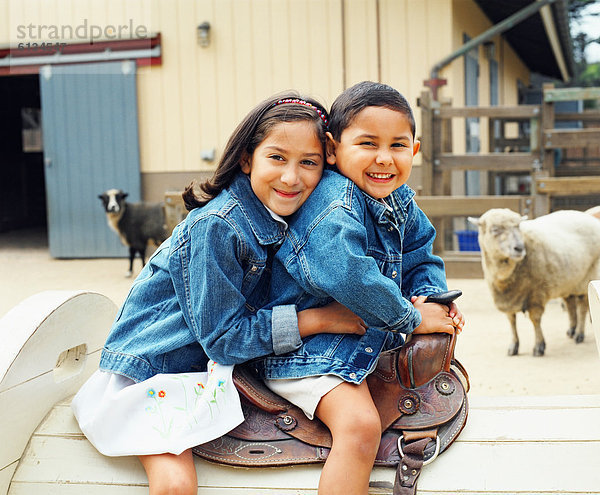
[327,106,420,199]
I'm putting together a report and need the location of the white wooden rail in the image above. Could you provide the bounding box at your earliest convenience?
[2,288,600,494]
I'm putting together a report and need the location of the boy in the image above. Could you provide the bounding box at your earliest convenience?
[255,81,464,495]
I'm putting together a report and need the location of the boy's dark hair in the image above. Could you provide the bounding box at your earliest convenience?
[328,81,416,141]
[183,92,329,211]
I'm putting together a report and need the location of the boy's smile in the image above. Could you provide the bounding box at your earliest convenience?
[327,106,420,199]
[242,121,324,216]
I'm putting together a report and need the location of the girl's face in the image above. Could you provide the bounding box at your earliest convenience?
[241,121,324,216]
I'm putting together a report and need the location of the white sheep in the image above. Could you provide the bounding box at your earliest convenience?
[469,208,600,356]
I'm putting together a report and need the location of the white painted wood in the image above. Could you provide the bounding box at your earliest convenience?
[6,286,600,494]
[0,467,16,495]
[0,291,117,495]
[8,394,600,494]
[461,395,600,442]
[588,280,600,357]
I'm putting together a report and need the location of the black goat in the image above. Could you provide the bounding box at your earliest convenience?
[99,189,169,276]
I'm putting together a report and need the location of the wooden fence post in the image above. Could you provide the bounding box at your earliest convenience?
[419,90,434,196]
[533,82,555,217]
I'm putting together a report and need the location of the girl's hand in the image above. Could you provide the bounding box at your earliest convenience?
[297,301,367,338]
[410,295,455,335]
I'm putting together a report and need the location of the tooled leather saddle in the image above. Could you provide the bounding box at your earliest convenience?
[194,291,469,495]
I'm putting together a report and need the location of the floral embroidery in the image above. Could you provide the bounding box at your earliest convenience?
[142,361,232,438]
[145,387,171,438]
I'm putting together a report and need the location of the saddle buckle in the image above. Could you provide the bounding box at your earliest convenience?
[397,434,440,466]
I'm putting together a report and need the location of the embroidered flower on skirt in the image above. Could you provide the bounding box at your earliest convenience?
[71,360,244,456]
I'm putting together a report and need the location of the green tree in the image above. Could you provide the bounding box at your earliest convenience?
[569,0,600,87]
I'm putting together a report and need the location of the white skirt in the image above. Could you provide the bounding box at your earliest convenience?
[71,361,244,456]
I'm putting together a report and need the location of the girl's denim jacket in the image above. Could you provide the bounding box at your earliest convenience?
[99,173,302,383]
[254,170,447,384]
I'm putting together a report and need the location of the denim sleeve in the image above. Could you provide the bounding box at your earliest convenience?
[289,205,421,335]
[401,200,448,298]
[172,216,301,365]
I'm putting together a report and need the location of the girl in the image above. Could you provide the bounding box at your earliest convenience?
[72,93,366,495]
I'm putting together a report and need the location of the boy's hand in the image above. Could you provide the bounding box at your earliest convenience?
[410,295,456,335]
[297,301,367,338]
[448,301,465,333]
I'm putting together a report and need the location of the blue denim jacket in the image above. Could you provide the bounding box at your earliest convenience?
[254,170,447,383]
[99,173,302,382]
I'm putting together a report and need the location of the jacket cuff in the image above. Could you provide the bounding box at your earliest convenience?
[417,286,449,297]
[271,304,302,354]
[389,305,422,335]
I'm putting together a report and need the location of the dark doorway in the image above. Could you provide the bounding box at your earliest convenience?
[0,75,46,233]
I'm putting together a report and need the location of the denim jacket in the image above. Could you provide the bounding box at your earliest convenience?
[254,170,447,384]
[99,173,302,383]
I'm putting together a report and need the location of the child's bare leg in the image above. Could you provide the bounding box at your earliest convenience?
[315,380,381,495]
[138,448,197,495]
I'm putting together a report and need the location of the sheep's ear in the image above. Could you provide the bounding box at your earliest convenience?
[123,193,129,199]
[467,216,479,226]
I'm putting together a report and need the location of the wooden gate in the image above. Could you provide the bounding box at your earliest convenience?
[417,84,600,277]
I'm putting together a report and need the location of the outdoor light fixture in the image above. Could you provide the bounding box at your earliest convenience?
[483,40,496,60]
[197,22,211,47]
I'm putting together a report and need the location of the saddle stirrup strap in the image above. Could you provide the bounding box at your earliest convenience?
[394,431,438,495]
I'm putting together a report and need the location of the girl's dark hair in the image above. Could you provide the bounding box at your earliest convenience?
[183,92,330,211]
[328,81,416,141]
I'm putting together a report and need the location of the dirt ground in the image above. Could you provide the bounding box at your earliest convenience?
[1,228,599,397]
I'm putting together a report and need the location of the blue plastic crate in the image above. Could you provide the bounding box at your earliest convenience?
[455,230,480,252]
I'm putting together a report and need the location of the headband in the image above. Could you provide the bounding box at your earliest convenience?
[273,98,329,127]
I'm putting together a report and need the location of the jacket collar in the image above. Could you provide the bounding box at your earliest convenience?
[228,172,286,245]
[361,184,415,225]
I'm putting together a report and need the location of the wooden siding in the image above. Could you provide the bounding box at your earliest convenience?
[0,0,533,179]
[137,0,346,174]
[379,0,453,145]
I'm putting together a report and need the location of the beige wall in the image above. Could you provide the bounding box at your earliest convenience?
[137,0,345,177]
[1,0,534,195]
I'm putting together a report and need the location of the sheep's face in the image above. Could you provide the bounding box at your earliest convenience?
[475,209,527,280]
[99,189,128,214]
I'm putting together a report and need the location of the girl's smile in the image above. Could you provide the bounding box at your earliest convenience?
[275,188,301,198]
[241,121,324,216]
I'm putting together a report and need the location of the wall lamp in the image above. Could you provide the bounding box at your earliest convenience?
[483,40,496,60]
[197,22,211,48]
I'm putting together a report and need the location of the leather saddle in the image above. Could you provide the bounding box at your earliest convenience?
[194,292,469,495]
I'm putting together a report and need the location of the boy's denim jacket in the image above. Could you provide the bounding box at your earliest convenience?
[99,173,302,383]
[254,170,447,384]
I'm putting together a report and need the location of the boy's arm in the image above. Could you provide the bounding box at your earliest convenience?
[401,199,448,297]
[286,205,421,334]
